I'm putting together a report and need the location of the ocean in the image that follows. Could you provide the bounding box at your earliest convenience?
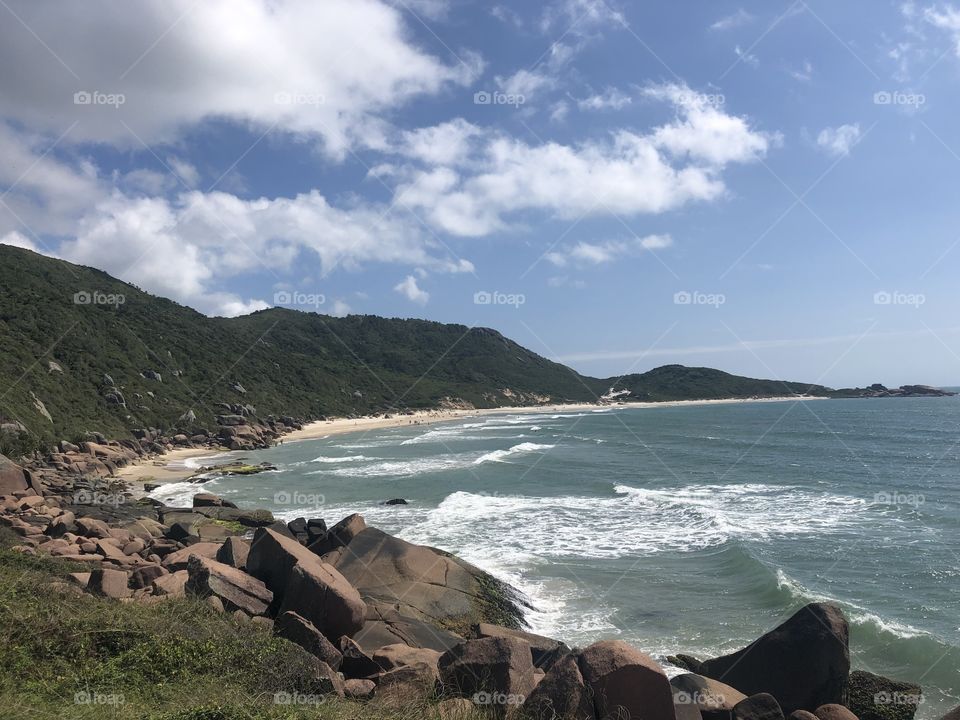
[152,397,960,718]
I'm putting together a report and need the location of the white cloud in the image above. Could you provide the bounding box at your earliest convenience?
[0,0,480,158]
[578,88,632,111]
[167,157,201,188]
[540,0,627,33]
[0,231,41,252]
[734,45,760,67]
[817,124,862,157]
[549,234,673,266]
[496,69,554,99]
[710,9,754,32]
[550,101,571,123]
[331,299,352,316]
[789,60,814,82]
[391,85,775,237]
[924,4,960,54]
[394,275,429,305]
[399,119,483,166]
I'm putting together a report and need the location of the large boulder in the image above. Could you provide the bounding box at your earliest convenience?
[0,454,29,495]
[185,555,273,616]
[845,670,921,720]
[734,694,785,720]
[814,705,858,720]
[274,611,343,670]
[578,640,676,720]
[308,512,366,555]
[375,662,440,710]
[699,604,850,715]
[216,536,250,569]
[672,673,748,720]
[439,637,537,716]
[372,643,442,673]
[276,559,365,642]
[475,623,570,670]
[89,568,131,599]
[352,603,463,654]
[246,527,322,603]
[522,652,595,720]
[331,527,527,636]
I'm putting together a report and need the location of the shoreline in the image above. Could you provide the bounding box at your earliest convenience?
[116,395,827,489]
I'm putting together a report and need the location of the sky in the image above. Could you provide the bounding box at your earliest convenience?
[1,0,959,388]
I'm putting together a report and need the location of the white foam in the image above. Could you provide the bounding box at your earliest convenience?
[474,442,556,464]
[310,454,370,463]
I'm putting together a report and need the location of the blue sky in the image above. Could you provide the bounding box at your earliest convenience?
[1,0,960,387]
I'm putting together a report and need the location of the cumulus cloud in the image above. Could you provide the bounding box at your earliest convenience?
[0,0,479,158]
[394,275,430,305]
[817,124,862,157]
[578,88,632,111]
[389,84,776,236]
[0,231,41,252]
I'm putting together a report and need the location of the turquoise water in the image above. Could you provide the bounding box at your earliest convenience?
[153,398,960,718]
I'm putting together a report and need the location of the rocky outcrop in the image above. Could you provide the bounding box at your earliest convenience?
[185,555,273,616]
[734,694,785,720]
[274,611,343,670]
[331,527,528,636]
[523,652,594,720]
[578,640,676,720]
[699,603,850,715]
[845,670,921,720]
[672,673,749,720]
[0,454,31,495]
[439,637,537,717]
[276,559,365,642]
[475,622,570,670]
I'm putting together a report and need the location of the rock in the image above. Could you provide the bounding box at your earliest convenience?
[276,559,365,642]
[89,568,132,599]
[131,565,167,589]
[383,498,408,505]
[672,674,748,720]
[339,636,382,679]
[312,660,345,698]
[76,517,113,539]
[845,670,921,720]
[185,556,273,616]
[372,643,442,672]
[192,492,236,508]
[122,539,146,555]
[475,623,570,670]
[439,637,536,715]
[940,707,960,720]
[344,678,376,700]
[274,611,343,670]
[375,663,439,709]
[161,541,221,571]
[699,603,850,715]
[308,513,367,555]
[814,705,858,720]
[670,654,705,673]
[246,527,321,602]
[216,536,250,569]
[734,694,785,720]
[331,528,527,636]
[522,651,594,720]
[790,713,820,720]
[152,568,187,596]
[67,572,91,587]
[578,640,676,720]
[0,454,30,495]
[352,603,464,655]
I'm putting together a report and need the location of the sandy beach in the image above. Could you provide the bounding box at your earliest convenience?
[116,395,826,488]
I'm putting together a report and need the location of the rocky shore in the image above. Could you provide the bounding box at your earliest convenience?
[0,413,952,720]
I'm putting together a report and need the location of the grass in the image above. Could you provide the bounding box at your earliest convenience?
[0,528,491,720]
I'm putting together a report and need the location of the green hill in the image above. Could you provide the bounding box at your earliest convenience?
[0,245,832,451]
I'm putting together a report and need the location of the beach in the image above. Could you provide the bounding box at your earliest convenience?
[115,395,826,487]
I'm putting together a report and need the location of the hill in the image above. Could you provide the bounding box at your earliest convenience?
[0,245,833,451]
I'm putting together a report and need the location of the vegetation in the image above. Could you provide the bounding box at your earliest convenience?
[0,245,833,451]
[0,528,482,720]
